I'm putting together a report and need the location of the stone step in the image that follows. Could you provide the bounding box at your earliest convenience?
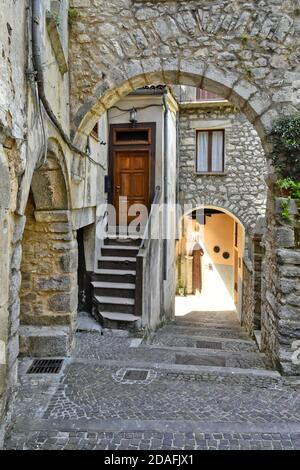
[174,312,238,322]
[171,321,243,330]
[19,326,71,357]
[92,269,136,283]
[102,245,139,251]
[141,345,270,370]
[174,319,239,326]
[105,235,141,246]
[92,281,136,298]
[94,311,141,331]
[91,358,281,382]
[91,281,135,289]
[159,325,249,340]
[94,295,135,314]
[95,296,135,305]
[101,245,139,258]
[101,312,140,322]
[150,333,258,353]
[98,256,136,271]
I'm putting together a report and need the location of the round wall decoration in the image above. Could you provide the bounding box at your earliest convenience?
[213,246,220,253]
[223,251,230,259]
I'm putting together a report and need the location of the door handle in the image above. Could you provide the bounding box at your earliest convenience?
[115,185,120,193]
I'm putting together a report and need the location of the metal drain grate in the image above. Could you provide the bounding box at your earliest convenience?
[123,369,149,381]
[27,359,64,374]
[196,340,222,350]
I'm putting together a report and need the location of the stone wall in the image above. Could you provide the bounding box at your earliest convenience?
[261,194,300,376]
[178,104,267,232]
[0,0,28,447]
[19,194,78,357]
[241,214,265,336]
[242,258,254,336]
[0,1,108,444]
[252,233,264,331]
[69,0,300,144]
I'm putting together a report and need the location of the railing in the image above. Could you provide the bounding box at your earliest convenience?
[139,186,161,250]
[93,204,108,273]
[135,186,162,315]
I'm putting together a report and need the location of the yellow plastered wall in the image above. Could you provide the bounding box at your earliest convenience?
[203,213,234,266]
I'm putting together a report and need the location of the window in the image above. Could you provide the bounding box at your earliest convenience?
[112,127,151,145]
[196,129,225,173]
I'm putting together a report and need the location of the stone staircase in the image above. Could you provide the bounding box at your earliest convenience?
[91,235,142,330]
[147,310,273,371]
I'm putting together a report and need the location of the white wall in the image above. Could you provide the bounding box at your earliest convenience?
[163,99,178,320]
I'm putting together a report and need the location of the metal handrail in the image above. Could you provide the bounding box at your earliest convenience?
[139,186,161,251]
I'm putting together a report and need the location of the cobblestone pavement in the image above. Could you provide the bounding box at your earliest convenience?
[5,430,300,450]
[4,310,300,450]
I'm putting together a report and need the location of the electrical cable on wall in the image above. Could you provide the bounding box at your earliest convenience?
[31,0,106,170]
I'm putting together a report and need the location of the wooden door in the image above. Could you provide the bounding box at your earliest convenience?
[113,149,150,226]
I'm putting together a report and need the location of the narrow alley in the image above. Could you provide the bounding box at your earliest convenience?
[5,310,300,450]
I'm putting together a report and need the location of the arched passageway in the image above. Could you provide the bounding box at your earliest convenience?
[176,207,245,318]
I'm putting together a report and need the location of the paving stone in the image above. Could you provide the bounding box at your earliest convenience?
[4,311,300,450]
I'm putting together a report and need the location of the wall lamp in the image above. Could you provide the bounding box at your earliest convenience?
[129,107,138,125]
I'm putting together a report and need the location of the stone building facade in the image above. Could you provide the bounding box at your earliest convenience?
[175,92,267,322]
[0,0,300,448]
[177,101,267,230]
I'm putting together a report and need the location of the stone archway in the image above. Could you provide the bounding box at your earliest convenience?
[176,206,245,313]
[69,1,299,147]
[68,2,300,374]
[19,141,78,357]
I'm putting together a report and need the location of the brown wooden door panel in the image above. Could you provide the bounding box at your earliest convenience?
[113,149,150,225]
[119,157,131,170]
[132,174,145,196]
[134,157,144,170]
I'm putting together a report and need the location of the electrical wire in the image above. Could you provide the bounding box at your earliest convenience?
[110,104,163,113]
[35,84,48,170]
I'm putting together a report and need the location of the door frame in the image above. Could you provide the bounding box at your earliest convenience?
[108,122,156,208]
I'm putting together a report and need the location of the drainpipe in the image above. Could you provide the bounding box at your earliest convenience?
[31,0,88,159]
[162,91,168,281]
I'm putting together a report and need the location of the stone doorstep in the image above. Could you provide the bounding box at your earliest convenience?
[76,312,102,333]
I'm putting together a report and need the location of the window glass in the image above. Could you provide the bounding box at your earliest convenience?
[211,130,224,172]
[197,131,209,172]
